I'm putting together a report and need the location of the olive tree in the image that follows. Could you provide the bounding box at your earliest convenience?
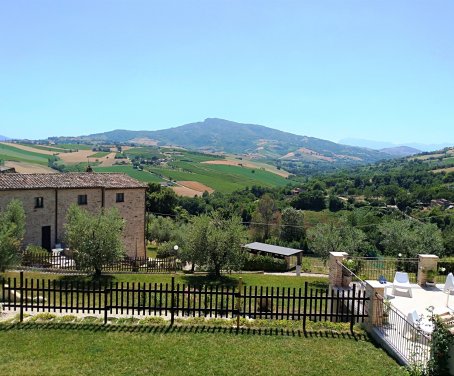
[64,204,125,277]
[182,212,247,276]
[307,218,367,260]
[0,199,26,272]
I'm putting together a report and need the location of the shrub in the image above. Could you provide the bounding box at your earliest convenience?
[243,254,287,272]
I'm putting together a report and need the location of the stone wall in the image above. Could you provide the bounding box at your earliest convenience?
[0,187,146,258]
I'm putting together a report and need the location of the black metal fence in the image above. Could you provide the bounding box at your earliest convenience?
[373,293,431,366]
[1,273,369,331]
[351,257,419,283]
[20,254,181,273]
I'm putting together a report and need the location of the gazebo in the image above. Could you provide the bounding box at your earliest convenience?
[243,242,303,270]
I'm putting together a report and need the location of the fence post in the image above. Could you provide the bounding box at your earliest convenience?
[364,280,385,330]
[236,277,243,331]
[329,252,348,289]
[170,277,175,326]
[104,286,110,325]
[350,283,356,334]
[417,254,439,286]
[19,271,24,323]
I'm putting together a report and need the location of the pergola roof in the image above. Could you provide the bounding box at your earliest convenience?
[244,242,302,257]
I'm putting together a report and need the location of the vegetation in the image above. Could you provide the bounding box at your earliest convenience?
[0,200,25,272]
[182,213,247,276]
[0,326,406,376]
[64,205,126,277]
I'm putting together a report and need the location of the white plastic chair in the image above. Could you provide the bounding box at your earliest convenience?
[392,271,412,298]
[444,273,454,292]
[406,310,433,338]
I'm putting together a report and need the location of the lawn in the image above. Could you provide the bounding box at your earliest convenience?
[3,272,328,290]
[0,326,406,376]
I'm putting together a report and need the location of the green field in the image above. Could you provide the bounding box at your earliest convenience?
[53,143,92,150]
[93,165,163,183]
[0,143,50,165]
[148,162,289,193]
[19,144,70,153]
[89,151,111,158]
[0,326,405,376]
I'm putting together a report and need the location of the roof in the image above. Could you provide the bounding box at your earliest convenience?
[243,242,302,256]
[0,173,148,190]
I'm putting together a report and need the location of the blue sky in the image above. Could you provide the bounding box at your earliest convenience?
[0,1,453,145]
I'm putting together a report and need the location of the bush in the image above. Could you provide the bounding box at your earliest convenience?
[243,254,287,272]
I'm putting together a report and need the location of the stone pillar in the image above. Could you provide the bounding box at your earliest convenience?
[417,254,439,286]
[329,252,348,289]
[365,280,385,328]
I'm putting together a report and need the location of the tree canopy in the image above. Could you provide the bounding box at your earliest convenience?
[64,204,126,277]
[0,199,25,272]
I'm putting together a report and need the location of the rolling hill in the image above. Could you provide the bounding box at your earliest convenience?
[51,118,390,166]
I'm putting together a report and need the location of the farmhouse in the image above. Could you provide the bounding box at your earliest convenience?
[244,242,303,270]
[0,173,147,258]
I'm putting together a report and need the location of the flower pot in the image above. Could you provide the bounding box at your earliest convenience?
[426,281,436,288]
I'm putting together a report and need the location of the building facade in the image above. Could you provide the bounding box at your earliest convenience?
[0,173,147,258]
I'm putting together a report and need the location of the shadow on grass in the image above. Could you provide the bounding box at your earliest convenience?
[181,274,238,289]
[59,274,116,287]
[0,322,367,340]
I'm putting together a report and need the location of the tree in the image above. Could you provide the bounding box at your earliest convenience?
[146,183,177,215]
[307,218,367,260]
[64,204,126,277]
[182,212,247,276]
[250,194,279,241]
[280,207,305,244]
[0,199,26,272]
[378,219,444,257]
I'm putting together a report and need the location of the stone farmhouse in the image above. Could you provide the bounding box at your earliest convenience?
[0,173,147,258]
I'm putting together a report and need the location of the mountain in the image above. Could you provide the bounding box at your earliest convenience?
[339,138,453,152]
[379,146,421,157]
[51,118,391,165]
[0,135,10,141]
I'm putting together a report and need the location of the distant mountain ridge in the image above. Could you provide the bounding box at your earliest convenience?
[339,138,453,152]
[379,146,421,157]
[50,118,391,165]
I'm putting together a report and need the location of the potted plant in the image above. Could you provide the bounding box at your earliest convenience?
[425,269,437,287]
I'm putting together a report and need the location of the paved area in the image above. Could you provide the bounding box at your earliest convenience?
[385,283,454,317]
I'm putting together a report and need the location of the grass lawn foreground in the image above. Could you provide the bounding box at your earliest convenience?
[0,326,406,376]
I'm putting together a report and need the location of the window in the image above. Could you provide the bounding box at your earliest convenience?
[78,194,88,205]
[35,197,44,208]
[116,193,124,203]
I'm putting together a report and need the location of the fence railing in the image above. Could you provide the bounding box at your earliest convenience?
[373,293,431,366]
[351,257,419,283]
[20,254,181,273]
[1,272,369,331]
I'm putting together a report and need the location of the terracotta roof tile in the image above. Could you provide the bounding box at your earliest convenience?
[0,173,147,190]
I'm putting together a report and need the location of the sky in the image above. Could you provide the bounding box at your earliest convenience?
[0,0,453,145]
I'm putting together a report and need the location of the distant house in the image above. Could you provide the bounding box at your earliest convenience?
[430,199,454,209]
[0,173,147,257]
[243,242,303,270]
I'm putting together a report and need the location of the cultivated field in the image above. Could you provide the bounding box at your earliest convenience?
[4,161,56,174]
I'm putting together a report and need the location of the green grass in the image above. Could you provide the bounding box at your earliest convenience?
[0,143,50,165]
[3,272,328,290]
[93,165,164,183]
[89,151,111,158]
[0,326,406,376]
